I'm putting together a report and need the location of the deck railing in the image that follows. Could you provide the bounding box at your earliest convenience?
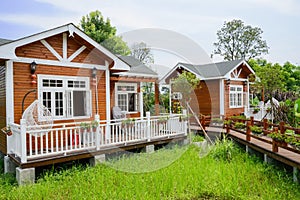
[8,112,187,163]
[225,116,300,154]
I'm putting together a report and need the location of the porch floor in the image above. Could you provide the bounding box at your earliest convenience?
[8,134,187,169]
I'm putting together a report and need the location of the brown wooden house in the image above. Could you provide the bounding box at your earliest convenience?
[160,59,255,118]
[0,24,185,175]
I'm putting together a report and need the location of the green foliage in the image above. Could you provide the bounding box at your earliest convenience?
[172,71,200,103]
[192,135,205,142]
[2,145,300,199]
[268,131,287,142]
[250,125,263,134]
[209,138,238,162]
[101,36,131,55]
[80,10,130,55]
[213,19,269,61]
[230,115,247,120]
[130,42,154,64]
[141,82,155,115]
[80,122,90,130]
[234,122,246,129]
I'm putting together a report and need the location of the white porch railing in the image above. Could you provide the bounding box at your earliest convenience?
[244,106,272,121]
[8,112,187,163]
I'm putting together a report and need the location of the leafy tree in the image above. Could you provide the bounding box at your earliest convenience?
[80,10,130,55]
[101,36,131,55]
[131,42,154,65]
[172,71,200,106]
[248,59,285,101]
[213,19,269,61]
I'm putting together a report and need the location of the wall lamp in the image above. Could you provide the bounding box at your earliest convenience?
[30,61,37,74]
[226,79,231,86]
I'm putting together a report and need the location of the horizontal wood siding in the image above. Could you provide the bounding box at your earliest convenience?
[15,40,58,61]
[0,65,6,154]
[190,80,220,116]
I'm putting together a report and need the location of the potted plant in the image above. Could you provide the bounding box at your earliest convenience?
[253,107,260,114]
[191,135,207,148]
[268,131,287,147]
[234,121,246,130]
[91,120,99,132]
[250,125,263,135]
[80,122,90,132]
[121,118,135,129]
[223,120,232,127]
[158,116,169,125]
[211,118,224,126]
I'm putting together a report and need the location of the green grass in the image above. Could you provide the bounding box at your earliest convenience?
[1,140,300,199]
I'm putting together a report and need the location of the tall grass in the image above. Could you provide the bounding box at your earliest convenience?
[1,139,300,199]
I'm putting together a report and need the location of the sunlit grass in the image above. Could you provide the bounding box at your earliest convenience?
[0,140,300,199]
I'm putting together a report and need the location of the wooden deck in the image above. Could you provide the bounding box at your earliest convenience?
[8,134,187,169]
[204,126,300,170]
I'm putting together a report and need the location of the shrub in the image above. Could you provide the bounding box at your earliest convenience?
[250,125,263,134]
[234,122,246,129]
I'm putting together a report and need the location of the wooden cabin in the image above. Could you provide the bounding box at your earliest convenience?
[160,59,255,118]
[0,24,187,185]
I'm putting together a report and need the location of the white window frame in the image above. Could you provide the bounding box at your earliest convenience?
[38,74,91,121]
[115,82,139,113]
[229,85,243,108]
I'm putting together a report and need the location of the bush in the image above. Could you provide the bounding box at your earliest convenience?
[234,122,246,129]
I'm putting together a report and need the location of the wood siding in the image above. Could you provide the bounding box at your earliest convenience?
[0,65,6,154]
[12,63,107,123]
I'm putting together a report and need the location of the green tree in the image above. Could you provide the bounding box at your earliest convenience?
[131,42,154,65]
[213,19,269,61]
[249,59,285,100]
[80,10,130,55]
[172,71,200,105]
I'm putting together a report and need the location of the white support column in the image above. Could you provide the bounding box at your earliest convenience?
[6,60,14,153]
[95,114,100,150]
[20,119,27,163]
[139,90,143,118]
[219,79,225,116]
[182,109,188,135]
[146,112,151,141]
[105,61,111,143]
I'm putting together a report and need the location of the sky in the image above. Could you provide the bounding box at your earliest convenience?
[1,0,300,68]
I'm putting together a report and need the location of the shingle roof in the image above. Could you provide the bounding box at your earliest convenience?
[0,38,12,45]
[118,56,158,76]
[178,59,244,78]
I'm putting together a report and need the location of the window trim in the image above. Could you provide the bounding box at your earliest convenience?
[229,85,243,108]
[38,74,91,121]
[115,82,139,113]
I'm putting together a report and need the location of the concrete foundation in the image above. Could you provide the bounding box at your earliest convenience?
[4,156,17,174]
[16,167,35,185]
[145,144,155,153]
[90,154,106,166]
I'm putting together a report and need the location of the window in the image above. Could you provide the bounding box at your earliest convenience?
[115,83,138,112]
[38,75,91,120]
[229,85,243,108]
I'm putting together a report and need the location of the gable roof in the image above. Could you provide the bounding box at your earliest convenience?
[0,23,130,71]
[0,38,12,45]
[113,56,158,78]
[160,59,254,83]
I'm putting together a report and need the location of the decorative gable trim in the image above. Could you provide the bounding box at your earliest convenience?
[0,23,130,71]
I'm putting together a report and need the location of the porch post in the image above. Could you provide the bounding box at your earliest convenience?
[139,83,143,117]
[105,61,111,143]
[146,112,151,141]
[95,114,100,150]
[6,60,14,153]
[20,119,27,163]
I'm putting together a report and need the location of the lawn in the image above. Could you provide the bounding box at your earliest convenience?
[1,139,300,199]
